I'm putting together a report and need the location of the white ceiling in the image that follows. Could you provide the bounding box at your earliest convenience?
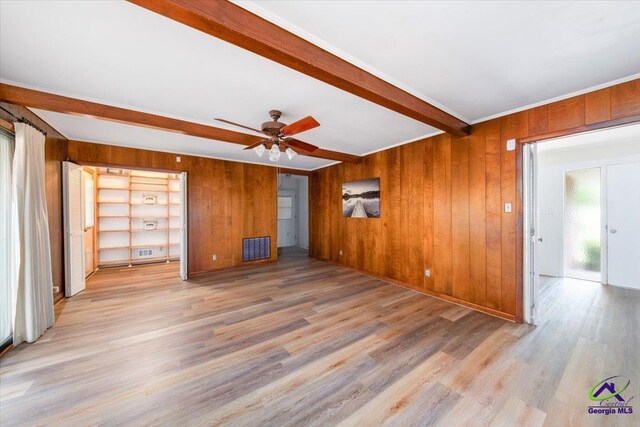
[30,109,334,170]
[1,1,639,170]
[0,0,435,170]
[243,0,640,122]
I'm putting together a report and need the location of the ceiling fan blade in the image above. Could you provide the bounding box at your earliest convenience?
[281,116,320,136]
[215,118,263,134]
[284,138,319,153]
[243,139,269,150]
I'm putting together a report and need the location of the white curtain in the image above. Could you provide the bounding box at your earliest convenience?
[11,122,54,346]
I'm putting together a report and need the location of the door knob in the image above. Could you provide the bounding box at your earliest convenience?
[537,237,543,242]
[610,229,617,234]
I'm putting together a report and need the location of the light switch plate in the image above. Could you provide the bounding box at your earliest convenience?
[506,139,516,151]
[504,202,512,213]
[176,156,181,162]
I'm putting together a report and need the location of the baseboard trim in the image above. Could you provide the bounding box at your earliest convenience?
[189,258,278,277]
[54,292,64,305]
[0,339,12,358]
[313,256,517,322]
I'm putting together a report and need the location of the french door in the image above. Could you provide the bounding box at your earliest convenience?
[1,131,14,346]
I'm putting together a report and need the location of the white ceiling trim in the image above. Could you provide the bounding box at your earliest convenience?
[359,129,444,157]
[308,160,341,171]
[234,0,470,124]
[470,71,640,125]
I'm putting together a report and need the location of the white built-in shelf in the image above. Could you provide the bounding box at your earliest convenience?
[96,167,181,268]
[98,186,129,190]
[99,243,177,251]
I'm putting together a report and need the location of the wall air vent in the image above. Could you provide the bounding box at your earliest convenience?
[242,236,271,262]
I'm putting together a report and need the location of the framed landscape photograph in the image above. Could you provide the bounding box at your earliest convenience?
[342,178,380,218]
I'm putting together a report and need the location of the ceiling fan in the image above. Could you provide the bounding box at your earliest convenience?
[215,110,320,162]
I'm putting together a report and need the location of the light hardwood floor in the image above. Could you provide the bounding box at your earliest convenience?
[1,250,638,426]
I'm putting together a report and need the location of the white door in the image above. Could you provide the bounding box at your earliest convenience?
[63,161,86,297]
[607,162,640,289]
[179,172,188,281]
[523,143,540,325]
[277,191,296,247]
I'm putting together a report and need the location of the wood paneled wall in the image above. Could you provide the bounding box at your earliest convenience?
[309,78,640,320]
[67,141,278,275]
[0,103,68,301]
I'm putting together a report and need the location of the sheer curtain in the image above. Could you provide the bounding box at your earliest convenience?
[0,130,14,346]
[11,122,54,345]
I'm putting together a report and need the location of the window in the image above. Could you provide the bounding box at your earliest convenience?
[278,196,293,220]
[1,130,14,346]
[564,167,601,282]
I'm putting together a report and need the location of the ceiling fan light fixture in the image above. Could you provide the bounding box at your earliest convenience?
[254,143,266,157]
[269,144,281,162]
[285,147,297,160]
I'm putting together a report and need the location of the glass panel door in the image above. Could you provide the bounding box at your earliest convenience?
[0,131,14,346]
[564,168,602,282]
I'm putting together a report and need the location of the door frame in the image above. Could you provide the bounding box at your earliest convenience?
[277,189,297,248]
[517,115,640,323]
[64,162,189,288]
[179,171,188,281]
[81,166,97,278]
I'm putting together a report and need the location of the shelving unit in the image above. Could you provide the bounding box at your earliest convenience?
[96,167,181,268]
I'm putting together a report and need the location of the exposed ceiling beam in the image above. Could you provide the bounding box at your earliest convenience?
[0,83,360,163]
[275,167,311,177]
[128,0,470,136]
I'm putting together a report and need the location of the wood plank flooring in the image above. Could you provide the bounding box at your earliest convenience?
[1,251,638,426]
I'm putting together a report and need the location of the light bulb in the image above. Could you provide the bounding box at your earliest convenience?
[254,144,265,157]
[269,144,281,162]
[285,147,297,160]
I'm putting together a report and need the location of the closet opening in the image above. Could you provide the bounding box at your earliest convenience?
[63,163,187,297]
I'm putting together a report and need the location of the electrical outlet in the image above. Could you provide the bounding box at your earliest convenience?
[212,254,217,261]
[339,250,343,256]
[53,286,60,294]
[424,269,431,277]
[504,202,512,213]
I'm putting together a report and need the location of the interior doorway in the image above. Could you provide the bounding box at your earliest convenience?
[523,122,640,324]
[63,163,188,297]
[277,173,309,253]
